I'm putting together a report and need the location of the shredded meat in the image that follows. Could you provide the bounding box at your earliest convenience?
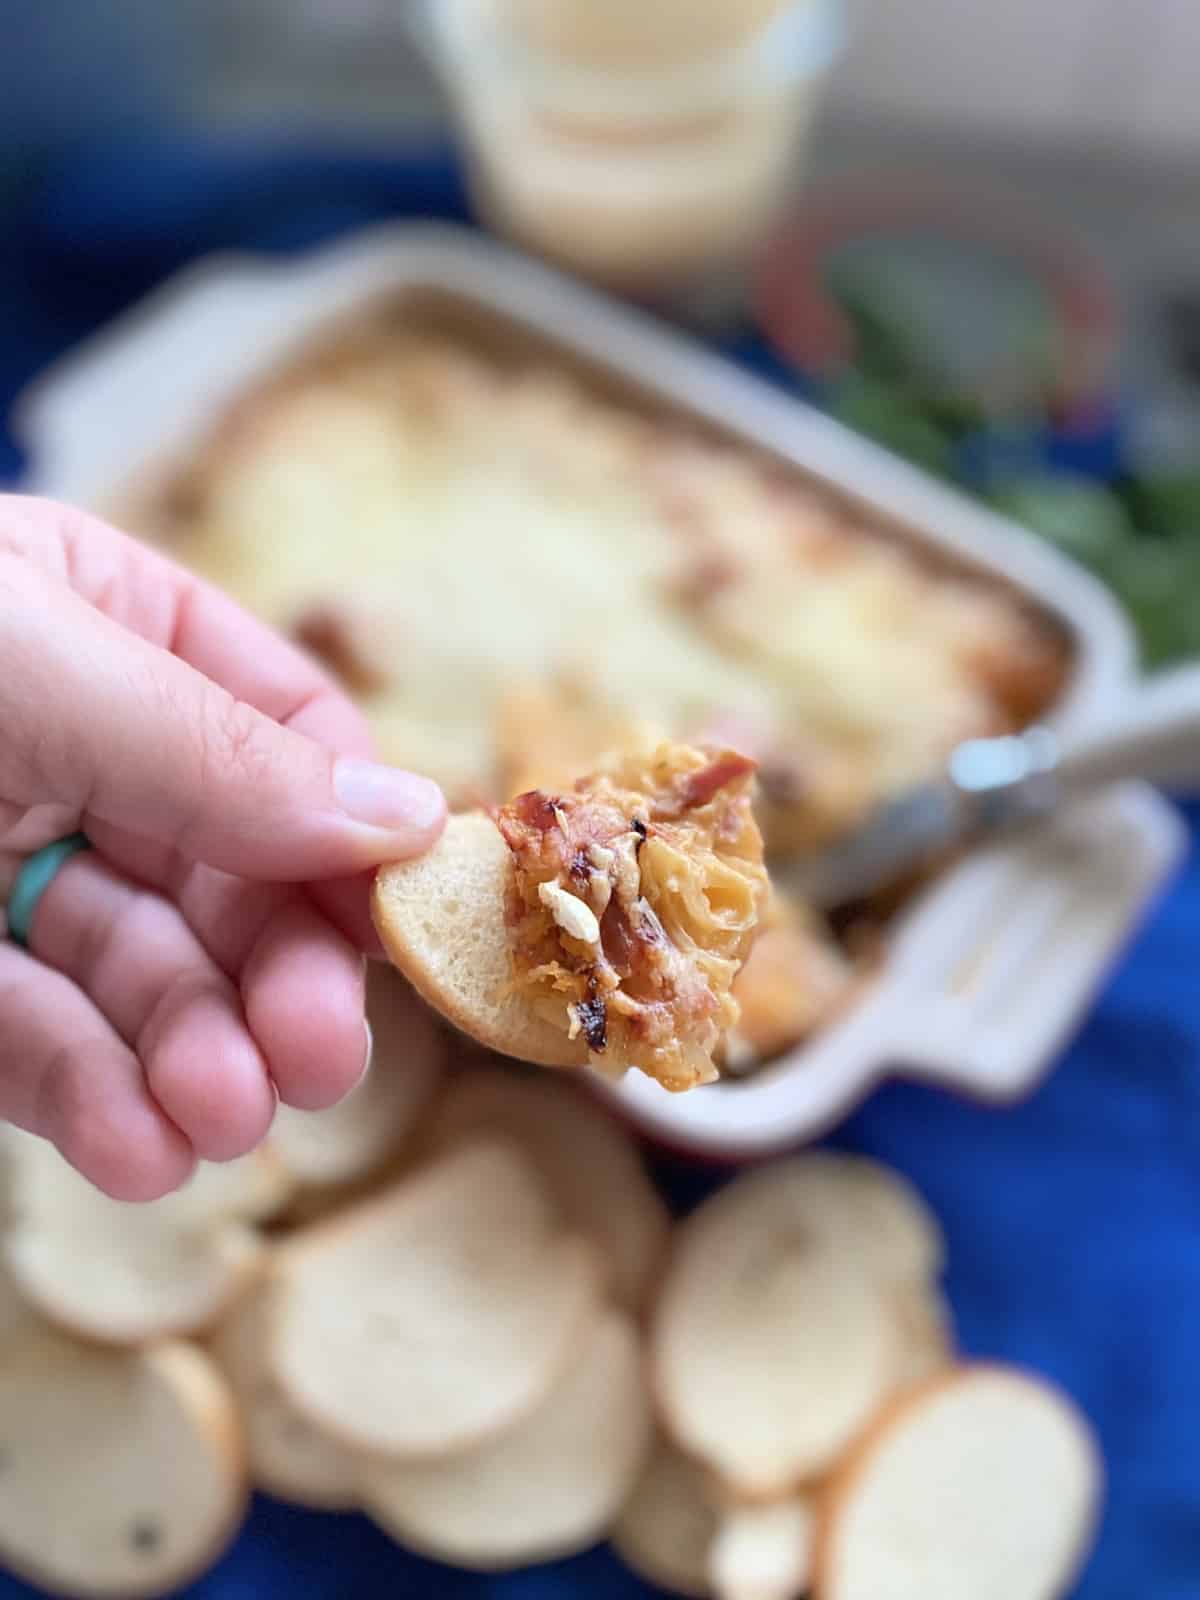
[496,742,768,1091]
[669,750,756,813]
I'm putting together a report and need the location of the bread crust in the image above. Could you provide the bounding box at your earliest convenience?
[0,1334,249,1600]
[1,1139,290,1345]
[812,1363,1104,1600]
[209,1273,361,1511]
[372,813,589,1068]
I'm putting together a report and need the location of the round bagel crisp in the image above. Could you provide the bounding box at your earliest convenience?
[210,1274,361,1511]
[817,1154,946,1284]
[426,1063,669,1312]
[2,1135,291,1344]
[814,1364,1103,1600]
[361,1306,650,1569]
[271,1136,603,1457]
[0,1330,247,1599]
[708,1151,943,1286]
[709,1498,816,1600]
[611,1436,720,1598]
[652,1161,900,1495]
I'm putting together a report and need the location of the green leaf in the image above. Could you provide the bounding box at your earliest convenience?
[1101,539,1200,669]
[828,373,956,479]
[988,475,1133,568]
[1119,470,1200,539]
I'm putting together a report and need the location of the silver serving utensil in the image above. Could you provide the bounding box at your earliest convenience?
[781,663,1200,910]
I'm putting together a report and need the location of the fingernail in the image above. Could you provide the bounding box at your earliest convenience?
[334,760,445,833]
[357,1019,374,1086]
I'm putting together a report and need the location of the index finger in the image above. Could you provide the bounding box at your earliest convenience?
[169,572,378,757]
[13,495,375,758]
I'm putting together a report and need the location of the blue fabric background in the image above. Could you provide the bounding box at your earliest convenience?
[1,142,1197,1600]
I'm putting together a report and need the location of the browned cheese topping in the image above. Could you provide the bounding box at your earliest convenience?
[496,743,769,1091]
[720,888,859,1072]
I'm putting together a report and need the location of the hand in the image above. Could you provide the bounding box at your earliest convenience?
[0,495,446,1201]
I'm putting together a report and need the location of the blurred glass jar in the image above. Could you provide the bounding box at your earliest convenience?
[414,0,843,298]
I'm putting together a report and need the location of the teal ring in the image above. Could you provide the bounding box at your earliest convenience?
[7,834,91,949]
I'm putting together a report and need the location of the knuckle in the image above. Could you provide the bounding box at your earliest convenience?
[0,497,66,573]
[140,973,273,1161]
[207,694,263,773]
[137,970,215,1066]
[191,694,289,831]
[203,694,281,788]
[31,1039,78,1144]
[39,1057,124,1194]
[37,1043,192,1203]
[70,875,137,998]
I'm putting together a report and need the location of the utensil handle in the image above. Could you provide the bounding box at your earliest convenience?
[1058,663,1200,791]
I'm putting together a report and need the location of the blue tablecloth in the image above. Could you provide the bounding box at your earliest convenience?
[1,140,1198,1600]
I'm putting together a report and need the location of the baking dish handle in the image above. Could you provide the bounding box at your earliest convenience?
[1058,663,1200,794]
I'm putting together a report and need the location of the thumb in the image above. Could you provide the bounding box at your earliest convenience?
[1,559,446,881]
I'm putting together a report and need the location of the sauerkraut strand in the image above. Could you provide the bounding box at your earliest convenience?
[496,742,768,1091]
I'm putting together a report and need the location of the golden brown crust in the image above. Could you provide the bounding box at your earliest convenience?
[494,677,662,801]
[812,1367,957,1596]
[723,890,858,1068]
[143,1339,251,1508]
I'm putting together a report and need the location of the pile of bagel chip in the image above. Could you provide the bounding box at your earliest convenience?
[0,968,1101,1600]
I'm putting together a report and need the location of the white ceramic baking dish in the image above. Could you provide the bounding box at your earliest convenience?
[13,223,1187,1158]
